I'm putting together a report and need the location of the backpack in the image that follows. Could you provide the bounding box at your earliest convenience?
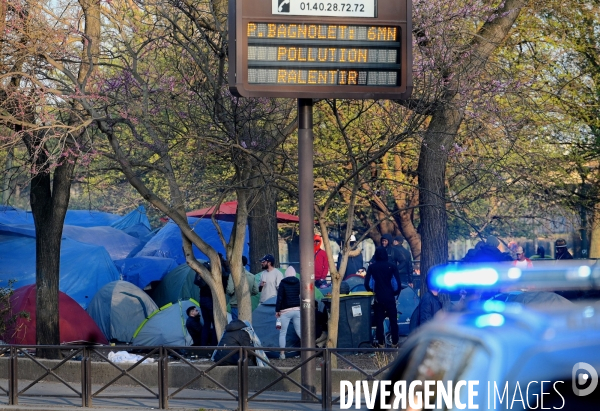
[408,302,421,333]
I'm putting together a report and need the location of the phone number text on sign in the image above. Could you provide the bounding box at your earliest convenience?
[272,0,377,18]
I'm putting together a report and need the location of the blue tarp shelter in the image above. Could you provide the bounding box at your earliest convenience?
[63,210,122,227]
[0,229,120,308]
[62,225,142,260]
[114,256,178,289]
[135,218,249,265]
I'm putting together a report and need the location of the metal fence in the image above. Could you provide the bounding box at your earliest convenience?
[0,344,399,410]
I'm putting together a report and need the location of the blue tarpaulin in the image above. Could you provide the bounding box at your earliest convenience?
[0,233,120,308]
[135,218,249,265]
[63,210,122,227]
[113,256,178,289]
[111,206,151,232]
[62,225,142,260]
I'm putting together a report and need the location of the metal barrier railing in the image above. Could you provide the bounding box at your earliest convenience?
[0,344,399,410]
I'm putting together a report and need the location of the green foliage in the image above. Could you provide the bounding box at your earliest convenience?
[0,280,30,341]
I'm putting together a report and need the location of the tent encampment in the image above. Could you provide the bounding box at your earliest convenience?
[149,264,200,307]
[2,285,108,345]
[132,299,200,346]
[87,281,159,343]
[251,296,300,349]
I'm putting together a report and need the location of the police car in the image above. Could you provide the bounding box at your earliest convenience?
[376,261,600,410]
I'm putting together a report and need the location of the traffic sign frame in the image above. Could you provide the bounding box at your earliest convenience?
[228,0,412,99]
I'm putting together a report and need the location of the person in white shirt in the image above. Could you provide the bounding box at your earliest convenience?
[513,246,533,268]
[257,254,283,303]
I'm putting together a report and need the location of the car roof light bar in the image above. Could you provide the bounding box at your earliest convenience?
[428,261,600,292]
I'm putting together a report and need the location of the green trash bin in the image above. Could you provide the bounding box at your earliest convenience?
[322,292,374,348]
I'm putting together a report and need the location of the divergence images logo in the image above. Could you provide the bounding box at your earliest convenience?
[278,0,290,13]
[572,362,598,397]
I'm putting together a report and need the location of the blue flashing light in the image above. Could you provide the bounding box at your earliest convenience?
[482,300,506,313]
[475,313,505,328]
[507,267,522,279]
[431,267,499,289]
[578,266,591,278]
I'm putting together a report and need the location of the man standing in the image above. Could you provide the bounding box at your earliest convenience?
[364,246,402,348]
[227,256,259,321]
[391,235,414,288]
[275,266,301,359]
[336,235,364,280]
[185,306,202,346]
[419,286,442,325]
[555,238,573,260]
[513,246,533,268]
[314,235,329,288]
[380,234,413,288]
[257,254,283,303]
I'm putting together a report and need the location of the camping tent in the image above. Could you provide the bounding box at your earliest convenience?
[87,281,159,343]
[132,299,200,346]
[2,285,108,345]
[251,296,300,348]
[397,287,420,336]
[0,230,120,308]
[135,218,249,265]
[150,264,201,307]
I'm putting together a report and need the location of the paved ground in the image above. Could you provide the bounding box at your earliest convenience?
[0,380,341,411]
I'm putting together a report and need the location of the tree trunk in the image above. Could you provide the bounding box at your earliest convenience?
[29,156,76,358]
[229,191,252,322]
[417,108,463,290]
[248,187,279,272]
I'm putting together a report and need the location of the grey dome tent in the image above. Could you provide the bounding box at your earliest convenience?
[87,281,158,343]
[132,299,200,346]
[150,264,200,307]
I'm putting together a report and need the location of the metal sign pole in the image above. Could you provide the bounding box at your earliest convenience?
[298,98,316,398]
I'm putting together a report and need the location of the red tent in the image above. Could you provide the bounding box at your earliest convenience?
[3,285,108,345]
[186,201,299,223]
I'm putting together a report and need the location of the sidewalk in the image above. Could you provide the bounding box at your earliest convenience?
[0,380,341,411]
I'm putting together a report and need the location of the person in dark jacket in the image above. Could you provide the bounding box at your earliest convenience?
[462,235,513,263]
[554,238,573,260]
[185,306,202,346]
[212,319,257,366]
[336,235,364,280]
[365,246,402,348]
[275,266,301,359]
[392,236,414,287]
[379,234,413,287]
[193,257,230,347]
[419,287,442,325]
